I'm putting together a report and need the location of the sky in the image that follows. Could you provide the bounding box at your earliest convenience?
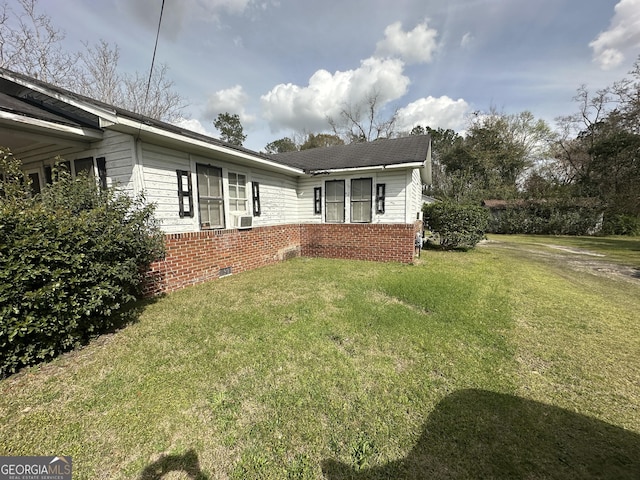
[24,0,640,151]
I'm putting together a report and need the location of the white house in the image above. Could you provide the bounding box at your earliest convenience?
[0,67,431,293]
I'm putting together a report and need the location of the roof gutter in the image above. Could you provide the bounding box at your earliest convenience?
[309,161,426,175]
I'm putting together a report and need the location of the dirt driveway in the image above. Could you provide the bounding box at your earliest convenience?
[478,239,640,285]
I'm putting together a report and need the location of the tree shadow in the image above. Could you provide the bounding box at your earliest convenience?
[138,449,209,480]
[322,389,640,479]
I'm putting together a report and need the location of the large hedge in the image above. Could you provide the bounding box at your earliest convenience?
[423,202,489,250]
[0,149,164,377]
[487,201,604,235]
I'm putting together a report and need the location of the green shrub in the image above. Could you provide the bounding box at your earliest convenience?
[0,149,164,377]
[602,214,640,236]
[488,202,604,235]
[423,202,489,250]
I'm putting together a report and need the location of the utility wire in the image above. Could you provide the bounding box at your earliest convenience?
[137,0,166,139]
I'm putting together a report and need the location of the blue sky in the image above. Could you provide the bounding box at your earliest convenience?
[29,0,640,151]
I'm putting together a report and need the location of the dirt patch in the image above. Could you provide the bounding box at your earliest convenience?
[479,240,640,284]
[544,244,605,257]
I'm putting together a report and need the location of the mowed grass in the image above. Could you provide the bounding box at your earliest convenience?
[1,235,639,479]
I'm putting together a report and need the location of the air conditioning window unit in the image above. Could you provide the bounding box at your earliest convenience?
[236,215,253,229]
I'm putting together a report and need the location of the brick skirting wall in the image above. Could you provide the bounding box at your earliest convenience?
[145,222,422,295]
[301,222,419,263]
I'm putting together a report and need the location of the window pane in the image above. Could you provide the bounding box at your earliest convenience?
[28,172,41,195]
[352,179,362,199]
[197,166,222,197]
[326,203,345,223]
[326,180,344,201]
[197,173,209,197]
[74,158,94,176]
[200,199,224,228]
[351,201,371,222]
[197,164,224,228]
[228,172,248,213]
[351,178,372,201]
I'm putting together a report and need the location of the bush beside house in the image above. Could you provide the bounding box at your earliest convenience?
[0,149,164,377]
[423,202,489,250]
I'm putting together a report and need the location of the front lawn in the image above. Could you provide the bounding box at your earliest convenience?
[1,236,639,479]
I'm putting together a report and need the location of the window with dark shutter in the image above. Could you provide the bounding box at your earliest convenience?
[252,182,261,216]
[176,169,194,218]
[314,187,322,214]
[376,183,386,214]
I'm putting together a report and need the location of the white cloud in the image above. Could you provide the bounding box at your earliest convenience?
[261,57,409,133]
[396,96,470,132]
[460,32,475,49]
[590,0,640,70]
[204,85,256,125]
[172,118,216,137]
[375,20,439,64]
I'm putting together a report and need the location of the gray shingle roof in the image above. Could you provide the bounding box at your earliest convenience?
[270,135,431,173]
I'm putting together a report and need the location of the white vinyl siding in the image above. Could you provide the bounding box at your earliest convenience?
[249,171,298,226]
[407,168,422,223]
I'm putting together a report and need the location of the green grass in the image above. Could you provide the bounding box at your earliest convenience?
[1,235,639,479]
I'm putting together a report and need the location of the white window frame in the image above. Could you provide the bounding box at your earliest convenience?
[325,180,345,223]
[350,178,373,223]
[227,171,249,216]
[196,164,225,230]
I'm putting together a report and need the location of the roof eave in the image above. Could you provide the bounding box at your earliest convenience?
[111,118,305,176]
[308,161,426,176]
[1,70,119,124]
[0,110,103,141]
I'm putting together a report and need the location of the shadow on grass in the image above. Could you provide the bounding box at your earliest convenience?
[322,389,640,480]
[138,449,209,480]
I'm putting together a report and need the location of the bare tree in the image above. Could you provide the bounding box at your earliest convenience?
[121,64,186,122]
[0,0,80,85]
[328,91,398,143]
[77,39,123,106]
[0,0,186,122]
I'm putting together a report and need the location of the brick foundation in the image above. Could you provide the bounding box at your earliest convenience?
[301,223,419,263]
[145,222,422,295]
